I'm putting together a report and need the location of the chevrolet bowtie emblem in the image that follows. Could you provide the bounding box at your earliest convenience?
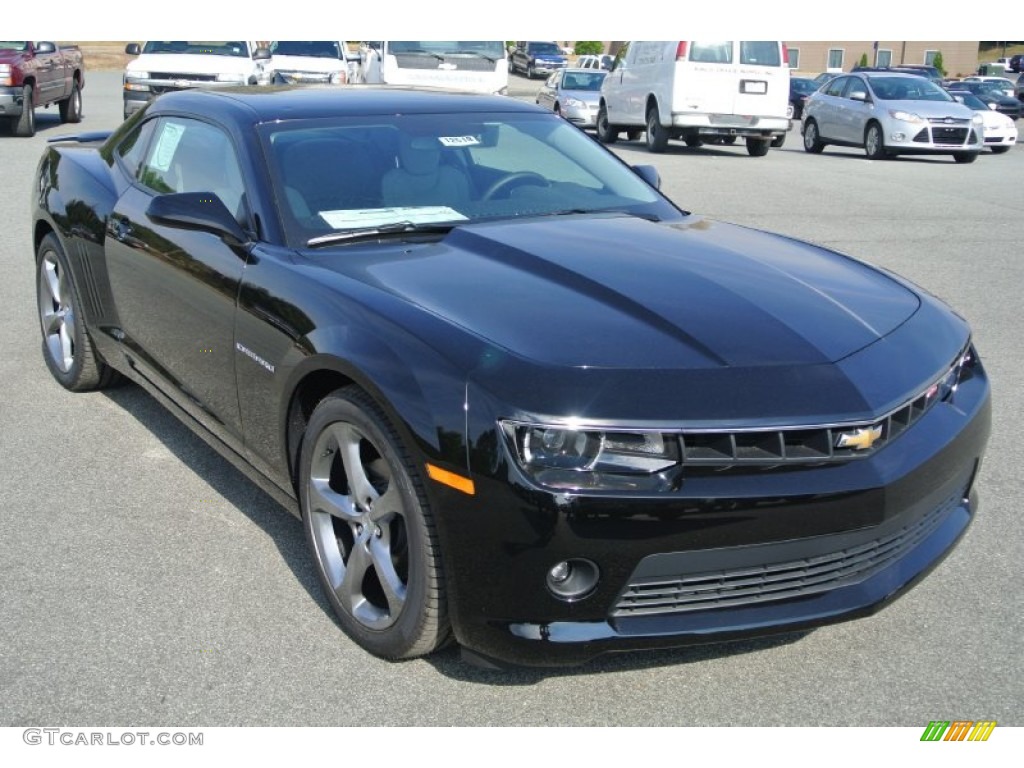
[835,424,883,451]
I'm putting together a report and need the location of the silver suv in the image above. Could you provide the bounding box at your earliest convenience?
[801,72,984,163]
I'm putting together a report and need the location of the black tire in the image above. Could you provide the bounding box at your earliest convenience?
[991,146,1011,155]
[802,119,825,153]
[864,122,886,160]
[14,83,35,137]
[771,132,786,148]
[722,135,737,145]
[300,386,450,660]
[36,233,117,391]
[595,103,619,144]
[59,79,82,123]
[953,152,979,164]
[645,105,670,153]
[746,137,770,156]
[625,129,642,141]
[684,135,703,148]
[527,64,535,79]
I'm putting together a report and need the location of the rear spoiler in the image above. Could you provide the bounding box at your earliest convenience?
[48,131,113,144]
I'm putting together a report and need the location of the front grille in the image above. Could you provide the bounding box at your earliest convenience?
[612,485,964,618]
[393,54,495,71]
[676,346,973,469]
[149,72,218,82]
[930,126,970,145]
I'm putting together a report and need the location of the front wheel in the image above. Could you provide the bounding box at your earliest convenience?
[595,104,619,144]
[625,129,642,141]
[746,137,770,156]
[990,146,1011,155]
[14,83,35,137]
[646,105,670,153]
[864,122,886,160]
[300,387,450,660]
[59,80,82,123]
[771,132,786,148]
[684,135,703,148]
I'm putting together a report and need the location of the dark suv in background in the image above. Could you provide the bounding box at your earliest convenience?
[853,65,943,84]
[510,41,567,79]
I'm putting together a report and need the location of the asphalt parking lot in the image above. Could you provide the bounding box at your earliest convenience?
[1,70,1021,726]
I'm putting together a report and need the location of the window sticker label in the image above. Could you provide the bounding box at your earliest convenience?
[438,136,481,147]
[150,122,185,172]
[319,206,468,229]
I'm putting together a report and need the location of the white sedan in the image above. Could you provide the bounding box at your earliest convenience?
[951,90,1018,154]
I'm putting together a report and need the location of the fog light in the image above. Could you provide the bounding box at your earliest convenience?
[546,558,599,601]
[892,132,906,142]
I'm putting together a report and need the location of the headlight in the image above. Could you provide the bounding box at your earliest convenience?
[215,73,246,83]
[501,421,682,491]
[972,113,984,124]
[888,110,924,123]
[123,72,150,92]
[329,71,347,85]
[0,64,11,86]
[563,97,586,108]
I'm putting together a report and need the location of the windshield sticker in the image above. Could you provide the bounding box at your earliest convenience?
[151,122,185,172]
[438,136,481,147]
[319,206,469,229]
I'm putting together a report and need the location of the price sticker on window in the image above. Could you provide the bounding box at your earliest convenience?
[438,136,481,147]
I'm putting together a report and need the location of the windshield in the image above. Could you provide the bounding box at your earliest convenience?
[0,41,28,51]
[388,41,505,58]
[561,71,606,91]
[527,43,563,56]
[271,41,343,59]
[260,111,682,248]
[142,41,250,57]
[951,92,988,111]
[791,78,818,94]
[868,76,954,102]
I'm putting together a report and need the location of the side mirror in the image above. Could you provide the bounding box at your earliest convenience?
[849,90,869,102]
[35,41,57,54]
[125,43,141,56]
[253,47,271,61]
[146,193,248,245]
[632,164,661,189]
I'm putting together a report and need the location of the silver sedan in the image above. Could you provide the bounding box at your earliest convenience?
[801,72,984,163]
[535,68,607,129]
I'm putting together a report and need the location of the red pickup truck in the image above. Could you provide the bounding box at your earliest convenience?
[0,41,84,137]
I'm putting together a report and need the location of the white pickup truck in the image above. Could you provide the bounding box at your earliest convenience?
[122,41,271,120]
[268,41,360,85]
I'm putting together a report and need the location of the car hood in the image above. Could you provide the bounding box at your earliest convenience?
[126,53,257,75]
[879,99,976,119]
[331,214,920,371]
[270,54,347,74]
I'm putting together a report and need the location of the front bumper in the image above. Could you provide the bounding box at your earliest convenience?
[433,350,990,667]
[878,117,983,153]
[562,103,599,128]
[0,85,24,116]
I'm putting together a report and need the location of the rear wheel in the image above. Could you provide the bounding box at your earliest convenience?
[864,122,886,159]
[14,83,35,137]
[300,387,450,660]
[722,135,737,145]
[625,129,642,141]
[645,105,670,153]
[953,152,979,164]
[802,119,825,153]
[771,132,786,148]
[595,104,619,144]
[59,79,82,123]
[684,135,703,148]
[36,233,117,391]
[746,137,770,156]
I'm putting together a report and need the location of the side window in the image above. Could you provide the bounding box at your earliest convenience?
[824,77,848,98]
[843,77,867,98]
[690,41,734,64]
[116,118,158,180]
[138,117,246,222]
[740,42,781,67]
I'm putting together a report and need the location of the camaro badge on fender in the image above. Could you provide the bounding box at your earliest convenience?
[836,424,884,451]
[235,342,275,374]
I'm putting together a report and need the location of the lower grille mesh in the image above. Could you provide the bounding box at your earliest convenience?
[612,486,964,618]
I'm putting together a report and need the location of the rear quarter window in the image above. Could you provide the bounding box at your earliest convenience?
[740,42,781,66]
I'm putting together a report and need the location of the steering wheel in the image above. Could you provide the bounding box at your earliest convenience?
[482,172,551,201]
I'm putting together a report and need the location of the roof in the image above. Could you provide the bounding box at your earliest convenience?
[147,85,543,124]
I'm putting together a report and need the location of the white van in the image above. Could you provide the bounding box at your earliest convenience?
[356,41,508,95]
[597,41,791,155]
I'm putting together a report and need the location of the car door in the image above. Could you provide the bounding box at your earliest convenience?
[814,75,849,140]
[31,42,63,104]
[537,71,559,110]
[105,115,250,451]
[834,75,871,144]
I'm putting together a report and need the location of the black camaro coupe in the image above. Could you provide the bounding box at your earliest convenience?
[32,87,990,667]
